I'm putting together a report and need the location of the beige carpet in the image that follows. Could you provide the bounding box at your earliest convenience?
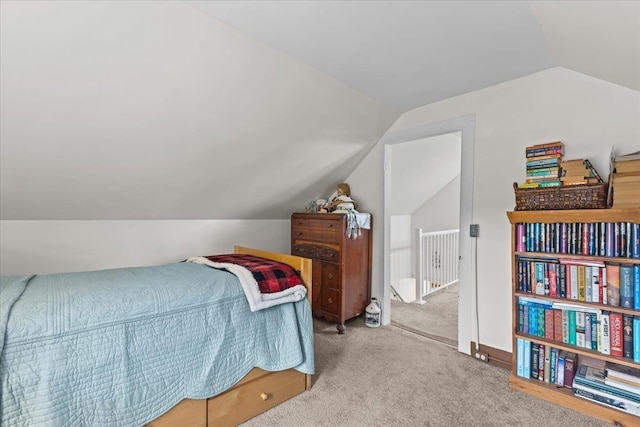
[242,317,610,427]
[391,283,458,347]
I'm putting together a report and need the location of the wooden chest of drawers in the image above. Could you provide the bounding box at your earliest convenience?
[291,212,372,333]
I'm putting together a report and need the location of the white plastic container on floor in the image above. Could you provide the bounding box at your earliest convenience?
[365,297,381,328]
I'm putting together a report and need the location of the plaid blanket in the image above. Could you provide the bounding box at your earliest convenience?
[202,254,303,293]
[185,254,307,312]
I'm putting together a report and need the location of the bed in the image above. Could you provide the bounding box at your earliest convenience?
[0,246,313,427]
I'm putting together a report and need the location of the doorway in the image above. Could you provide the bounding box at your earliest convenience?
[388,132,461,346]
[382,114,475,355]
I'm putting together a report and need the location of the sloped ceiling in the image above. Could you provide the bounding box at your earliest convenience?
[188,0,639,110]
[1,1,638,220]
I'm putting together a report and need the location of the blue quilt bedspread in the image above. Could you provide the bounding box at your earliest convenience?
[0,262,314,426]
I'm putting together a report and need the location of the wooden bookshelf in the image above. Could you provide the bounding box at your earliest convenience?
[507,208,640,426]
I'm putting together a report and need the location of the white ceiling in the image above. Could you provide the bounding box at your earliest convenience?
[1,1,638,221]
[188,0,640,111]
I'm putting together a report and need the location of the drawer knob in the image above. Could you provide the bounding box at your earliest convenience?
[328,223,333,228]
[327,298,332,304]
[260,392,269,401]
[328,273,333,279]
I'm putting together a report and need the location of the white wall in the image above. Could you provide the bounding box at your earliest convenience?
[0,220,289,275]
[348,67,640,353]
[0,0,398,221]
[412,175,461,233]
[389,133,461,215]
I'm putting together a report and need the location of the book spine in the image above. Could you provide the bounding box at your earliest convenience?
[576,311,586,348]
[556,351,566,386]
[593,312,600,351]
[550,347,557,384]
[591,266,600,304]
[516,338,525,377]
[549,263,557,297]
[585,266,593,302]
[531,342,540,380]
[578,265,586,301]
[545,309,554,341]
[601,312,611,355]
[538,344,545,381]
[610,312,624,358]
[635,265,640,310]
[564,352,577,389]
[553,309,563,342]
[607,263,621,307]
[544,345,551,383]
[516,223,525,252]
[633,223,639,259]
[570,265,578,300]
[621,265,634,308]
[634,317,640,364]
[559,264,567,298]
[569,310,577,346]
[624,314,634,359]
[585,312,592,348]
[606,223,615,257]
[603,265,608,305]
[595,314,602,353]
[523,340,531,379]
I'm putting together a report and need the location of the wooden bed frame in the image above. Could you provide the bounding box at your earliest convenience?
[146,246,313,427]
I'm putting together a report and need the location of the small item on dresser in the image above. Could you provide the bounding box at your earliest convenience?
[327,183,358,212]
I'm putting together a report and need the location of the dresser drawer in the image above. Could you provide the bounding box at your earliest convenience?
[292,217,342,230]
[291,224,340,244]
[292,244,339,263]
[321,262,340,288]
[208,368,306,426]
[321,287,339,315]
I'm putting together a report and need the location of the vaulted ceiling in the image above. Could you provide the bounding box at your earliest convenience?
[189,1,640,110]
[1,1,638,220]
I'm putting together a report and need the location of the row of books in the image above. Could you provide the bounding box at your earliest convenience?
[515,338,577,386]
[516,257,640,308]
[573,360,640,416]
[516,221,640,259]
[517,297,640,361]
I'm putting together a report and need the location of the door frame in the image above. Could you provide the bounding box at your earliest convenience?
[382,114,475,355]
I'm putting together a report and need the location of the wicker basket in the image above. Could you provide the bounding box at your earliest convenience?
[513,182,608,211]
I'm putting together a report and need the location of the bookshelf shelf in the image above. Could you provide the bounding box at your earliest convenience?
[508,208,640,425]
[509,375,639,426]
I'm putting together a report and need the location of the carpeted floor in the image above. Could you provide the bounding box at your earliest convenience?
[242,317,610,427]
[390,283,458,347]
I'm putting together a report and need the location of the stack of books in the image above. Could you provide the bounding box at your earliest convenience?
[519,141,564,188]
[560,158,604,186]
[572,360,640,416]
[612,151,640,208]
